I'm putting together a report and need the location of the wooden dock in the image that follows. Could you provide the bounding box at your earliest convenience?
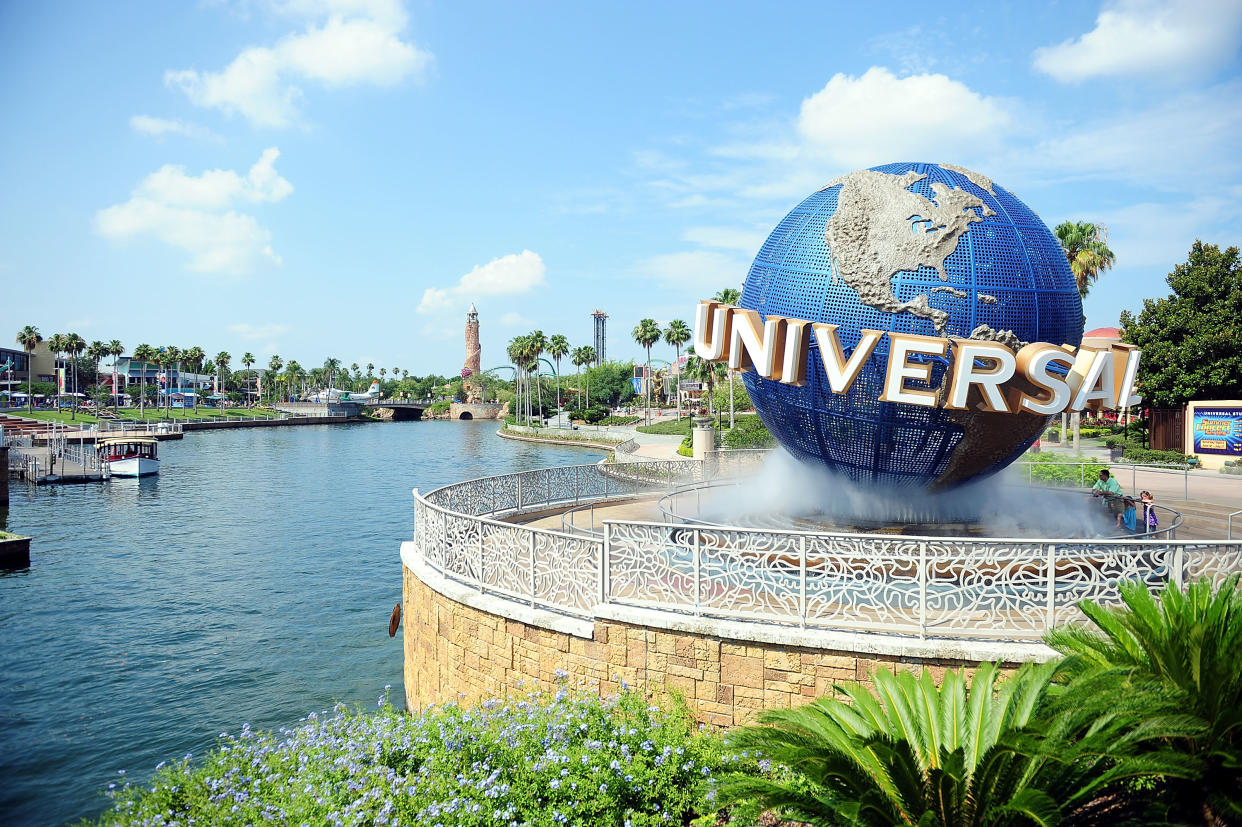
[8,444,109,484]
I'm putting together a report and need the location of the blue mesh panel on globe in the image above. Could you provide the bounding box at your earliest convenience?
[737,162,1083,490]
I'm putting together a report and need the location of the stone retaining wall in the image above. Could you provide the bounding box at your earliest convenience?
[403,560,1022,726]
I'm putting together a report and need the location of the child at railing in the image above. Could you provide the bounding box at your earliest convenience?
[1140,491,1159,532]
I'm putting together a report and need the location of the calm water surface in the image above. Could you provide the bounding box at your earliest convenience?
[0,420,599,826]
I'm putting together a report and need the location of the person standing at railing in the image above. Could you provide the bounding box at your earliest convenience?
[1140,491,1159,532]
[1090,469,1126,527]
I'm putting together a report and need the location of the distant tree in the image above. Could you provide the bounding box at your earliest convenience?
[684,346,725,414]
[109,340,124,410]
[366,362,374,379]
[631,319,661,424]
[65,333,86,413]
[15,325,42,413]
[161,346,182,417]
[571,346,590,409]
[1120,241,1242,408]
[241,352,255,403]
[132,344,157,419]
[712,289,742,426]
[324,358,342,392]
[47,333,67,412]
[663,320,691,419]
[548,334,569,413]
[268,355,283,405]
[87,340,108,389]
[214,351,231,397]
[527,331,548,421]
[184,346,205,410]
[1055,221,1116,298]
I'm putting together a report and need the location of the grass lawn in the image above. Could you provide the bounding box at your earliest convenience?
[2,407,282,425]
[635,412,759,436]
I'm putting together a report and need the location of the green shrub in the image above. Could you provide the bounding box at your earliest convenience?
[428,400,451,415]
[722,417,774,449]
[678,435,693,457]
[1021,452,1107,487]
[568,405,610,424]
[597,415,640,426]
[92,686,738,827]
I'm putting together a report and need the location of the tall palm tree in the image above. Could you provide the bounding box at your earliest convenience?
[366,362,374,379]
[15,325,42,413]
[526,331,548,422]
[683,346,725,415]
[580,345,596,409]
[716,661,1184,827]
[570,346,590,410]
[1047,575,1242,825]
[267,355,283,405]
[63,333,86,419]
[548,334,569,416]
[108,340,124,410]
[631,319,661,424]
[663,319,691,419]
[241,352,255,405]
[1054,221,1116,298]
[183,346,205,411]
[87,339,107,396]
[47,333,67,413]
[284,360,304,400]
[323,358,341,394]
[507,336,529,423]
[214,351,231,399]
[132,344,156,419]
[160,346,181,418]
[379,367,387,389]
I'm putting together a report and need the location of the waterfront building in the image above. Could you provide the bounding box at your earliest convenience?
[0,342,57,388]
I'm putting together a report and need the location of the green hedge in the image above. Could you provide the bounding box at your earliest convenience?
[721,417,775,449]
[1103,436,1190,465]
[1021,453,1108,487]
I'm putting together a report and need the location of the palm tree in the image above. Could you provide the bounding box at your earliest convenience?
[366,362,374,379]
[268,355,283,405]
[108,340,124,410]
[379,367,387,389]
[241,352,255,405]
[47,333,67,413]
[508,336,529,423]
[663,320,691,419]
[132,344,157,419]
[1054,221,1116,298]
[1047,576,1242,825]
[526,331,548,422]
[214,351,230,399]
[570,346,590,410]
[716,661,1186,827]
[87,339,107,398]
[324,358,341,394]
[548,334,569,417]
[63,333,86,417]
[683,346,725,415]
[631,319,661,424]
[159,346,181,418]
[15,325,42,413]
[580,346,596,408]
[183,346,205,411]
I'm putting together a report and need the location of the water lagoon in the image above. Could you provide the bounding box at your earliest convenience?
[0,420,598,826]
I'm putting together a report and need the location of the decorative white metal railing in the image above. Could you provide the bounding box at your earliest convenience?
[412,462,1242,641]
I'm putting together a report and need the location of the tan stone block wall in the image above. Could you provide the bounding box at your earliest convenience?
[403,566,1014,725]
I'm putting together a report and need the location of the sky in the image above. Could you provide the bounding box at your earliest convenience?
[2,0,1240,377]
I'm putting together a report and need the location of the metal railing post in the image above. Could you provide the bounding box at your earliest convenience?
[693,529,701,615]
[1184,466,1188,500]
[1132,464,1136,492]
[528,531,536,607]
[600,523,610,605]
[1172,546,1185,590]
[799,536,807,629]
[516,475,522,511]
[1045,544,1056,631]
[918,541,927,639]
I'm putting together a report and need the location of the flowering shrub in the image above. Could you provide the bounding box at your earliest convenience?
[93,684,745,827]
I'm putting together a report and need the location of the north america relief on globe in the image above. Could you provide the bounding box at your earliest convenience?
[739,161,1084,491]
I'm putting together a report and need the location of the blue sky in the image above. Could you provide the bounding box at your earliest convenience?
[2,0,1240,376]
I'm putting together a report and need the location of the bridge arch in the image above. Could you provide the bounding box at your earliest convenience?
[458,411,474,420]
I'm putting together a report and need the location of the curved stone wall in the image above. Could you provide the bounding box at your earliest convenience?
[402,544,1039,725]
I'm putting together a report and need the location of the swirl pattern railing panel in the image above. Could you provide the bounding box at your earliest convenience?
[412,463,1242,641]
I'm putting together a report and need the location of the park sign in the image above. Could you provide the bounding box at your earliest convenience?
[694,300,1143,416]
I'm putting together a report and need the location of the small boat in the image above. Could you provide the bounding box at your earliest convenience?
[98,436,159,477]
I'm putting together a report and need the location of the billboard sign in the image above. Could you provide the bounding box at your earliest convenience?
[1192,407,1242,455]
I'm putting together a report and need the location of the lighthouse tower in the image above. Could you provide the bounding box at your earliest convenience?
[463,303,483,403]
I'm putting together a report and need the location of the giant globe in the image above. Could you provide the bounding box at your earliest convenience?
[740,162,1083,490]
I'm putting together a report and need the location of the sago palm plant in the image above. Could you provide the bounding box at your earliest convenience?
[714,661,1191,826]
[1047,575,1242,826]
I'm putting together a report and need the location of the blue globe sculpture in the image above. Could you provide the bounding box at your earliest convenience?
[740,162,1083,490]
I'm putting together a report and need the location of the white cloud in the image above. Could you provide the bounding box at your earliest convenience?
[135,148,293,210]
[797,67,1012,169]
[168,2,432,128]
[94,148,290,274]
[1033,0,1242,83]
[129,115,222,142]
[633,250,749,292]
[229,322,291,340]
[416,250,547,314]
